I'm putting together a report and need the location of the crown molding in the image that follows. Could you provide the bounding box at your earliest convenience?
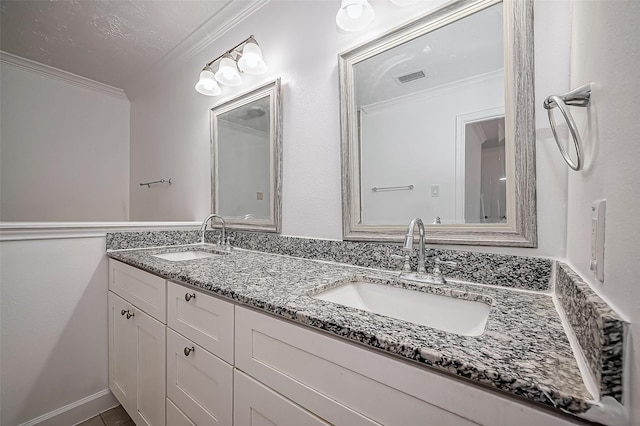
[0,51,128,100]
[123,0,270,96]
[181,0,271,60]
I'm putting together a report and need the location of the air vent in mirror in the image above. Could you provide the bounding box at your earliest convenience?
[394,70,427,84]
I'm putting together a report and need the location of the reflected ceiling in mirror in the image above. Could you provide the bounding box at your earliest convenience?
[339,0,536,246]
[211,78,282,233]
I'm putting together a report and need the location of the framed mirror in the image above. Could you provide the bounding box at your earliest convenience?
[339,0,536,247]
[211,78,282,233]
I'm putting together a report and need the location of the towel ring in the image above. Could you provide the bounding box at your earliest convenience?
[543,84,591,171]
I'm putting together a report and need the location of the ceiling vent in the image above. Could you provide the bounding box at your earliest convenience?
[394,70,427,84]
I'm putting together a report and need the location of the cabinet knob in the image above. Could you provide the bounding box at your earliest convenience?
[185,293,196,302]
[126,311,135,319]
[120,309,127,316]
[184,346,195,356]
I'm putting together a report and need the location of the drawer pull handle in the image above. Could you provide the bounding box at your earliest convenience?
[185,293,196,302]
[126,311,135,319]
[120,309,127,316]
[184,346,195,356]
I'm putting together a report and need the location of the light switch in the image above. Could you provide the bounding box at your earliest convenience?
[257,192,264,200]
[590,199,606,282]
[431,185,440,197]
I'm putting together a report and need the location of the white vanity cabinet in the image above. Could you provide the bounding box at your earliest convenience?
[166,282,234,425]
[235,307,582,426]
[234,370,331,426]
[108,260,166,426]
[107,259,583,426]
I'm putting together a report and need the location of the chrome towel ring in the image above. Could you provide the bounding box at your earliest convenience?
[543,83,592,171]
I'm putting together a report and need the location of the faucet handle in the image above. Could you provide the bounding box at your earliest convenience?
[428,258,457,284]
[434,258,457,268]
[391,254,412,272]
[432,257,457,279]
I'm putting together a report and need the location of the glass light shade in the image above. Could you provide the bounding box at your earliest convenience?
[336,0,374,32]
[238,41,267,75]
[195,67,221,96]
[215,55,242,86]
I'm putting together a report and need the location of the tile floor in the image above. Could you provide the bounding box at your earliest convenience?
[76,405,133,426]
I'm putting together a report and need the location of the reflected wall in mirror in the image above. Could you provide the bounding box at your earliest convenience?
[211,78,282,233]
[339,0,536,246]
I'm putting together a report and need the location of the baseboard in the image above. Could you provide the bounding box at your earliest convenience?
[18,389,118,426]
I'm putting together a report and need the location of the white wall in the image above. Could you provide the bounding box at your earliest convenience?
[127,0,570,257]
[218,121,271,218]
[0,235,114,425]
[0,223,200,425]
[360,72,503,224]
[0,53,131,222]
[565,0,640,422]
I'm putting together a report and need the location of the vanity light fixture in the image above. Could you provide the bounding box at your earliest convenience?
[336,0,375,32]
[195,35,267,96]
[336,0,423,32]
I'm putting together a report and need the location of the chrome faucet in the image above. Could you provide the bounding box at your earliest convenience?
[403,217,427,275]
[401,217,458,284]
[199,214,227,247]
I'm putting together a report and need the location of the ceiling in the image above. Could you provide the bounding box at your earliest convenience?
[0,0,256,90]
[219,96,270,133]
[354,2,504,107]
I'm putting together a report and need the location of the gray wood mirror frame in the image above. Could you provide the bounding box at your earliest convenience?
[210,78,282,233]
[339,0,536,247]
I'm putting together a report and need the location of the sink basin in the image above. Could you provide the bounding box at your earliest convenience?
[152,250,221,262]
[313,280,490,336]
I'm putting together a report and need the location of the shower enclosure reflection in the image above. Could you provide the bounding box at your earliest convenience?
[463,116,506,224]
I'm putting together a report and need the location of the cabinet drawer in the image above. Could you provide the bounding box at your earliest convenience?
[166,398,195,426]
[235,307,477,426]
[234,370,330,426]
[109,259,166,323]
[167,281,234,363]
[167,328,233,426]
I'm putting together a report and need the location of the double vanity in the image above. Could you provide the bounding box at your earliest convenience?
[105,230,626,426]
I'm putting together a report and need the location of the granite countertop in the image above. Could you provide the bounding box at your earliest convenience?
[107,244,594,415]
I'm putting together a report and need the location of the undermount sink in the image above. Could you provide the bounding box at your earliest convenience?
[152,250,223,262]
[313,280,491,336]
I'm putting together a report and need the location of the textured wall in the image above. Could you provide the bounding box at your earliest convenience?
[565,0,640,422]
[0,57,130,221]
[127,0,571,257]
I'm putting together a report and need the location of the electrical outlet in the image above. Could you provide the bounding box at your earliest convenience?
[590,199,606,282]
[431,185,440,197]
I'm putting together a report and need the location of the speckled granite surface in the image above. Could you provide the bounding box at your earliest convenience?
[556,263,626,403]
[106,230,200,250]
[106,231,552,291]
[107,244,594,415]
[219,231,552,291]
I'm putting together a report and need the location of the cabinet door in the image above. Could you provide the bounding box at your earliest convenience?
[108,292,137,414]
[234,370,330,426]
[167,398,196,426]
[132,304,166,426]
[167,329,233,426]
[167,281,234,363]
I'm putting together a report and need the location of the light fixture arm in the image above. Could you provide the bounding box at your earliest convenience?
[203,35,258,70]
[195,35,266,96]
